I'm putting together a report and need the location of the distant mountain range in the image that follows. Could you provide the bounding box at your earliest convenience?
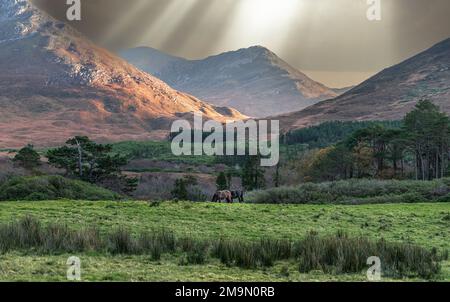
[278,37,450,131]
[2,0,449,148]
[0,0,245,148]
[120,46,339,117]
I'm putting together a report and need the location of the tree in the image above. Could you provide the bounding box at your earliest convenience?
[13,144,41,169]
[171,179,188,200]
[274,163,281,188]
[305,144,353,182]
[347,125,389,175]
[346,125,408,178]
[46,136,137,194]
[241,155,265,191]
[171,175,200,200]
[216,172,229,190]
[351,142,374,178]
[47,136,128,183]
[403,100,450,180]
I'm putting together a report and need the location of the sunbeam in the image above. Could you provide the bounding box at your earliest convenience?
[30,0,450,87]
[99,0,148,45]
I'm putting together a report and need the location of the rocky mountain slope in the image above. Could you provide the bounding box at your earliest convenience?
[0,0,245,148]
[121,46,338,117]
[278,38,450,131]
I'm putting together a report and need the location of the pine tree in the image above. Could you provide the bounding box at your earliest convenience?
[13,144,41,169]
[241,156,265,191]
[404,100,450,180]
[216,172,228,190]
[171,179,188,200]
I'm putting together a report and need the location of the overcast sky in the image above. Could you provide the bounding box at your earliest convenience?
[33,0,450,88]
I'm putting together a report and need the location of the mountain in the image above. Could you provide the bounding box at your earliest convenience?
[120,46,338,118]
[0,0,245,148]
[278,38,450,131]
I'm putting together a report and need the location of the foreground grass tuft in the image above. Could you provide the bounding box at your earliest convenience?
[0,216,443,280]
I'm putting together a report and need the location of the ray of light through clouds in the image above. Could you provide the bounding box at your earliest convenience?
[99,0,149,46]
[225,0,301,47]
[32,0,450,88]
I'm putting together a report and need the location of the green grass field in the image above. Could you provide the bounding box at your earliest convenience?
[0,200,448,281]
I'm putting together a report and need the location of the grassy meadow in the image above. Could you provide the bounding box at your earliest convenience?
[0,200,448,281]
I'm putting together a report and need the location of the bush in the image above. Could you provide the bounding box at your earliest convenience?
[247,178,450,205]
[0,176,121,201]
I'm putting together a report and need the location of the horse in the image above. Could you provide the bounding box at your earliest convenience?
[212,190,244,203]
[231,190,244,203]
[212,190,233,203]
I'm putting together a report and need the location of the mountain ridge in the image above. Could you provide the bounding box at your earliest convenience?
[0,0,245,148]
[120,45,338,117]
[277,37,450,131]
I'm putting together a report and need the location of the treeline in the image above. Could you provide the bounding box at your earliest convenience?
[299,100,450,182]
[283,120,402,148]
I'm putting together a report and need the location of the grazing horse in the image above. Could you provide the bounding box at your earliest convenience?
[231,190,244,203]
[212,190,233,203]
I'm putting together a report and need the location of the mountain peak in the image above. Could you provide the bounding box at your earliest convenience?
[121,46,338,117]
[0,0,245,148]
[218,45,274,60]
[246,45,271,53]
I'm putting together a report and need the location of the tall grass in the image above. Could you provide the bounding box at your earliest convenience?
[0,216,103,253]
[138,229,176,260]
[293,231,442,279]
[0,216,445,279]
[247,178,450,204]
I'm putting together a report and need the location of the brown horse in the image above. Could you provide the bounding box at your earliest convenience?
[212,190,233,203]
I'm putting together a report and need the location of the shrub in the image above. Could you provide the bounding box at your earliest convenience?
[247,178,450,205]
[0,176,121,201]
